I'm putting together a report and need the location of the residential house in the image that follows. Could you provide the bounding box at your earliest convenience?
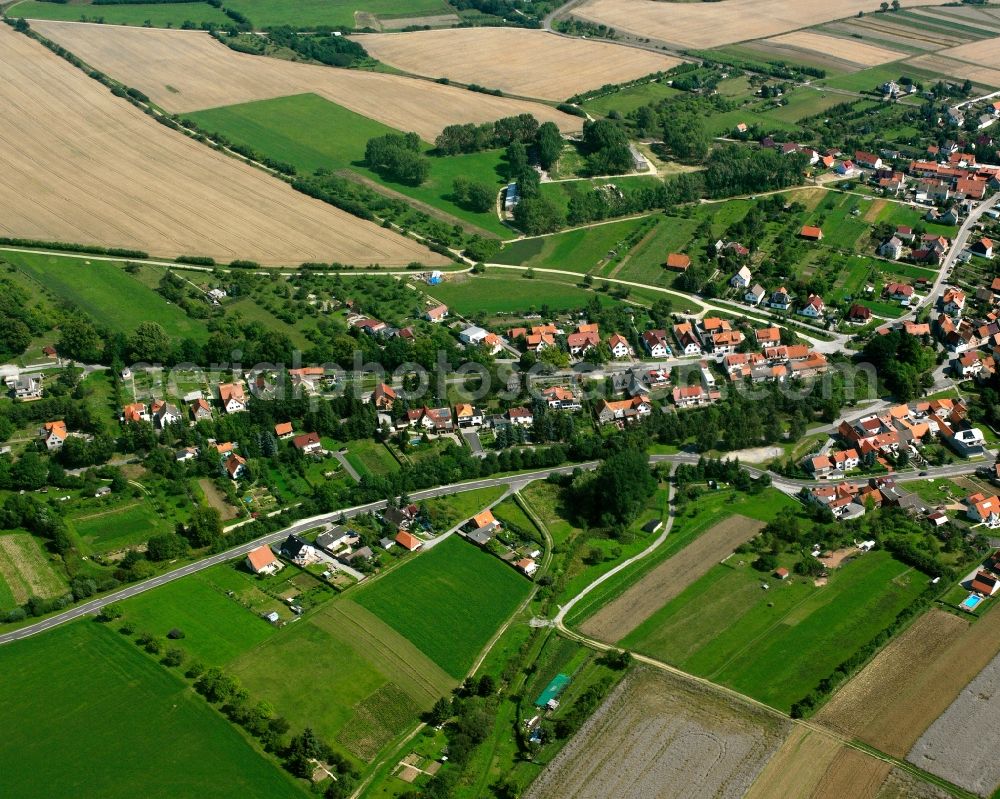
[973,237,994,259]
[459,325,488,346]
[541,386,581,410]
[292,432,322,455]
[395,531,423,552]
[770,287,792,310]
[223,452,247,480]
[971,572,1000,595]
[567,330,600,357]
[424,304,449,323]
[799,294,825,319]
[847,304,872,323]
[665,253,691,272]
[121,402,149,424]
[672,323,702,356]
[352,317,387,335]
[516,558,538,577]
[40,420,67,451]
[808,454,833,476]
[608,333,633,359]
[942,289,966,318]
[755,327,781,348]
[642,329,671,358]
[745,284,766,306]
[855,151,883,170]
[406,406,454,432]
[5,374,42,400]
[288,367,326,395]
[883,283,915,304]
[245,545,282,576]
[274,421,294,439]
[372,382,397,410]
[950,427,986,458]
[218,383,247,414]
[150,399,181,430]
[730,266,753,289]
[671,385,720,408]
[279,534,317,565]
[175,446,199,463]
[896,225,915,242]
[967,493,1000,527]
[455,403,484,428]
[596,395,652,424]
[832,448,860,472]
[189,398,213,422]
[953,351,983,378]
[316,527,359,554]
[508,406,534,426]
[879,237,904,260]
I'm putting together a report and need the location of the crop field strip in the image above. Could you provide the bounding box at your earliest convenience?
[354,28,680,102]
[0,24,443,266]
[578,514,768,643]
[525,667,788,799]
[763,31,908,67]
[0,533,66,605]
[29,21,581,140]
[568,0,943,51]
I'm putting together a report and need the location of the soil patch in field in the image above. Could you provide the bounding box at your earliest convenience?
[29,21,580,140]
[579,514,766,643]
[355,28,680,101]
[0,24,444,266]
[908,646,1000,796]
[525,667,787,799]
[818,546,859,570]
[817,607,1000,758]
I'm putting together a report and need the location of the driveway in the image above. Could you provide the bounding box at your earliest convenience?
[463,428,485,457]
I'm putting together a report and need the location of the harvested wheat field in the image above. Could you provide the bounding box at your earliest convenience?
[908,646,1000,797]
[905,53,1000,91]
[525,667,787,799]
[938,36,1000,74]
[817,607,1000,758]
[876,768,952,799]
[29,21,579,139]
[745,727,844,799]
[354,28,679,101]
[0,24,446,266]
[765,31,906,67]
[812,748,890,799]
[579,514,765,643]
[569,0,938,50]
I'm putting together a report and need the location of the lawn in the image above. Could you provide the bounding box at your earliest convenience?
[818,63,938,94]
[6,251,208,340]
[8,0,229,26]
[493,216,648,272]
[186,93,509,236]
[226,0,452,29]
[119,567,280,666]
[231,597,453,764]
[421,485,509,530]
[582,80,681,117]
[354,535,532,678]
[343,439,400,477]
[425,273,614,316]
[610,215,702,287]
[70,502,172,553]
[0,622,305,799]
[623,550,928,711]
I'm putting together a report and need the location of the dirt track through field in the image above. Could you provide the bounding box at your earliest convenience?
[525,667,787,799]
[354,28,679,101]
[579,514,766,643]
[816,607,1000,758]
[28,21,580,140]
[0,24,447,266]
[569,0,939,50]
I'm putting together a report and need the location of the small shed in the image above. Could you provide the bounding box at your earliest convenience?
[774,567,790,580]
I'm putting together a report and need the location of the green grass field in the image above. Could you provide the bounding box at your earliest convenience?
[344,439,400,477]
[610,215,701,287]
[119,568,280,666]
[0,532,67,608]
[232,597,453,763]
[6,251,208,340]
[186,93,509,236]
[425,273,615,316]
[8,0,229,26]
[623,550,927,711]
[582,81,681,117]
[818,63,939,94]
[227,0,453,28]
[355,535,532,678]
[70,502,172,553]
[494,217,648,272]
[0,622,304,799]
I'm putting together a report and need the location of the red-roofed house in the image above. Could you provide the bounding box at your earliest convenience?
[40,420,67,451]
[292,432,322,455]
[972,238,994,259]
[218,383,247,414]
[245,545,282,576]
[424,304,449,323]
[665,253,691,271]
[608,333,633,359]
[395,530,423,551]
[274,422,294,439]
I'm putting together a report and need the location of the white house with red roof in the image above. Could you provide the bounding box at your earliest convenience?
[218,382,247,414]
[424,304,449,323]
[642,329,671,358]
[966,493,1000,527]
[245,545,282,576]
[608,333,633,359]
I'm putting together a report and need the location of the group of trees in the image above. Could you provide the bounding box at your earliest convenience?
[265,26,369,67]
[572,448,658,530]
[861,330,936,402]
[580,119,634,175]
[434,113,540,156]
[364,132,429,185]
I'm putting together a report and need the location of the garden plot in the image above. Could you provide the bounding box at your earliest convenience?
[29,21,579,138]
[908,648,1000,797]
[578,514,766,643]
[354,28,679,101]
[0,23,443,266]
[525,667,787,799]
[0,533,65,604]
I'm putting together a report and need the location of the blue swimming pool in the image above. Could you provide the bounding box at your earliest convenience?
[961,594,983,611]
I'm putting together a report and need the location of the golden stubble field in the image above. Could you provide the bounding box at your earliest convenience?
[29,20,581,139]
[569,0,938,50]
[0,24,446,266]
[354,28,680,101]
[765,31,906,67]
